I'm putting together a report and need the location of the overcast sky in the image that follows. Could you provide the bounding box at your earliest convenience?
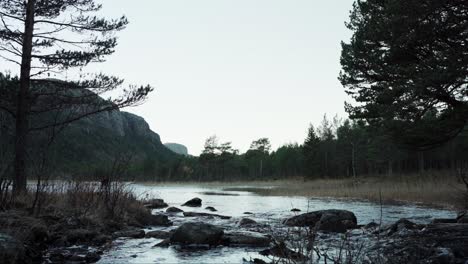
[1,0,356,155]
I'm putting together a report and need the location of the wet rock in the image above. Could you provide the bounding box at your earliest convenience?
[205,206,217,212]
[153,238,171,247]
[260,242,307,261]
[291,208,301,212]
[146,214,173,226]
[145,230,172,239]
[283,209,357,233]
[385,218,418,236]
[431,218,457,224]
[223,231,270,247]
[166,207,184,213]
[183,212,231,220]
[457,211,468,223]
[144,199,168,209]
[112,229,145,239]
[93,234,111,246]
[182,197,202,207]
[364,222,379,229]
[85,251,101,263]
[0,233,26,264]
[239,218,257,227]
[242,258,268,264]
[170,222,224,245]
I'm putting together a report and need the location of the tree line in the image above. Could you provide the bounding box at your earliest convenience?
[143,114,468,182]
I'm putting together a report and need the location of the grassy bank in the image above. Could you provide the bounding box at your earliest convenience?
[144,171,467,210]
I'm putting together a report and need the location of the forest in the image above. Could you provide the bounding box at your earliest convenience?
[145,115,468,182]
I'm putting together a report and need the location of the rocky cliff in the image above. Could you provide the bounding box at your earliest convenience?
[164,143,189,156]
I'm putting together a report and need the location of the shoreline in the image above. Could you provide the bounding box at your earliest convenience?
[134,174,466,211]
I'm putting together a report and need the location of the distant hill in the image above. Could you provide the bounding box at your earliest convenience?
[0,89,179,180]
[165,143,189,156]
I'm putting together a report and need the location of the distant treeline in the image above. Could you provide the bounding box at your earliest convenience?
[138,115,468,182]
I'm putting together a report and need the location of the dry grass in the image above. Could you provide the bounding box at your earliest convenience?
[223,173,466,210]
[147,171,467,209]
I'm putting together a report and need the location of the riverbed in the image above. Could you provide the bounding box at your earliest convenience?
[98,183,456,264]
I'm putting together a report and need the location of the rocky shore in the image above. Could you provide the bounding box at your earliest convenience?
[1,196,466,264]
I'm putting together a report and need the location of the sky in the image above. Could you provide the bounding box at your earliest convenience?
[1,0,356,155]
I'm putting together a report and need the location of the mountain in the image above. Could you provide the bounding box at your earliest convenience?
[164,143,189,156]
[49,109,179,178]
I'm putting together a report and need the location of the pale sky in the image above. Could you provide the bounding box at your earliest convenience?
[1,0,356,155]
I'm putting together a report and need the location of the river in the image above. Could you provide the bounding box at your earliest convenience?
[97,183,455,264]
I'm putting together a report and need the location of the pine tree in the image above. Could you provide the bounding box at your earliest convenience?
[340,0,468,150]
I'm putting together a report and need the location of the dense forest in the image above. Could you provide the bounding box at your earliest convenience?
[142,115,468,182]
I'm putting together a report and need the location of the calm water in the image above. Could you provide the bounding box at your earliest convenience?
[98,183,455,264]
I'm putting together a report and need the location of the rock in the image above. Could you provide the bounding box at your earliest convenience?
[146,214,172,226]
[144,199,168,209]
[182,197,202,207]
[153,239,171,247]
[259,242,307,261]
[93,234,111,246]
[113,229,145,239]
[238,218,257,227]
[317,214,357,233]
[291,208,301,212]
[145,230,172,239]
[166,207,184,213]
[283,209,357,233]
[65,229,98,244]
[170,222,224,245]
[385,218,418,236]
[457,211,468,223]
[205,206,217,212]
[430,247,455,264]
[431,218,457,224]
[243,212,253,215]
[364,222,379,229]
[85,251,101,263]
[0,233,26,264]
[183,212,231,220]
[379,223,468,263]
[222,231,270,247]
[242,258,268,264]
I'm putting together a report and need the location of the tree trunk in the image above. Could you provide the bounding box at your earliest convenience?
[387,159,393,176]
[13,0,35,194]
[418,151,425,175]
[351,142,356,180]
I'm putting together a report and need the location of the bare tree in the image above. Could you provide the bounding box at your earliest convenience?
[0,0,153,194]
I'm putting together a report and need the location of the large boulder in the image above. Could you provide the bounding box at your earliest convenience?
[0,233,26,264]
[170,222,224,245]
[283,209,357,233]
[147,214,173,226]
[222,231,270,247]
[182,198,202,207]
[144,199,168,209]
